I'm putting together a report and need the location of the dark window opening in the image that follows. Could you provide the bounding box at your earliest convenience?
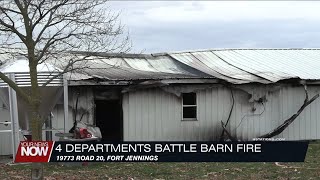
[182,93,197,120]
[183,93,196,105]
[95,100,122,141]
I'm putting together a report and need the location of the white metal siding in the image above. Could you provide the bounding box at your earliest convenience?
[1,85,319,155]
[0,88,76,155]
[123,86,320,141]
[279,87,320,140]
[0,105,12,155]
[231,86,320,140]
[123,87,230,141]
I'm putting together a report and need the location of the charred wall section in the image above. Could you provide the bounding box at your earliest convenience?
[122,84,320,141]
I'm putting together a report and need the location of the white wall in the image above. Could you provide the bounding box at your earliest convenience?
[0,103,12,155]
[42,87,95,141]
[122,85,320,141]
[0,87,84,155]
[2,84,320,155]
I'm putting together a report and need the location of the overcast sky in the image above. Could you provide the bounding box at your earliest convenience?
[109,1,320,53]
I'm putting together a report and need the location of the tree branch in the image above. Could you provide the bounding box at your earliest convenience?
[219,89,234,141]
[0,72,31,104]
[31,0,69,30]
[0,8,26,43]
[221,121,238,142]
[41,55,91,87]
[259,85,319,138]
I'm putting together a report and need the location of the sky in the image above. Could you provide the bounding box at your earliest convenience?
[108,1,320,53]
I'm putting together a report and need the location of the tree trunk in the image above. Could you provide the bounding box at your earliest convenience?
[31,163,43,180]
[29,56,44,180]
[29,95,44,180]
[30,103,42,141]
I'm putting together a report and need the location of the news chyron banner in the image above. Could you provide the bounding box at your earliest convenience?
[15,141,309,163]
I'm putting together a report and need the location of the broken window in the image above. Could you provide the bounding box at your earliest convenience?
[182,93,197,120]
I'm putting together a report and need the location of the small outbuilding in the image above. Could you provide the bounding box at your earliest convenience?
[1,48,320,156]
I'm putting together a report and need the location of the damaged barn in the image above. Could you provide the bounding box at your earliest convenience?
[1,48,320,155]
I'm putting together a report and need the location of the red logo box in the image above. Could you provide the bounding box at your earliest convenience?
[15,141,54,163]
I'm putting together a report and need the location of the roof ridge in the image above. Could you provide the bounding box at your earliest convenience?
[2,47,320,59]
[157,48,320,55]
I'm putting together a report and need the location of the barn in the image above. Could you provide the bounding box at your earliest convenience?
[1,48,320,156]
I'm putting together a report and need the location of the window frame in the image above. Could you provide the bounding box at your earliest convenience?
[181,92,197,121]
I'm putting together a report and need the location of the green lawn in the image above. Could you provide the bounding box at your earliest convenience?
[1,142,319,180]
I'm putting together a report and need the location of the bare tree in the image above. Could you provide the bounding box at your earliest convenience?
[0,0,130,179]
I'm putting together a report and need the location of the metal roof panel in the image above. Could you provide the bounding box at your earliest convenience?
[2,48,320,84]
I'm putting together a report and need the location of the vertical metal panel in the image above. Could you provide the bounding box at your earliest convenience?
[0,106,12,155]
[123,85,320,141]
[0,132,12,155]
[124,88,180,141]
[0,84,318,148]
[227,86,320,141]
[128,91,136,140]
[141,91,148,141]
[8,74,20,160]
[231,86,281,140]
[122,93,129,141]
[155,89,162,140]
[63,75,68,133]
[50,104,71,141]
[123,87,231,141]
[43,88,84,142]
[280,86,320,140]
[148,89,155,140]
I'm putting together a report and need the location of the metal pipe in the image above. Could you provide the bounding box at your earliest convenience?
[63,74,69,133]
[45,112,53,140]
[8,73,20,161]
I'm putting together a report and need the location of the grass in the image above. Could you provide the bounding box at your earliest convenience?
[0,142,319,180]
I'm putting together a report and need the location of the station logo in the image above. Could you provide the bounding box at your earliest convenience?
[15,141,54,162]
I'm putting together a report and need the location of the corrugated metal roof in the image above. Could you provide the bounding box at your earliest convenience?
[167,49,320,84]
[65,55,201,81]
[1,59,60,73]
[0,49,200,81]
[1,48,320,84]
